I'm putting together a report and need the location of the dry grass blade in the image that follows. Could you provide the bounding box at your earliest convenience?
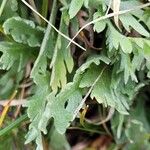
[21,0,86,51]
[28,0,41,24]
[67,2,150,48]
[113,0,120,28]
[0,91,17,127]
[0,99,26,106]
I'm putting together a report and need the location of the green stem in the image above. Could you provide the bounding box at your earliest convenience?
[31,0,57,74]
[41,0,49,26]
[0,114,28,137]
[0,0,8,16]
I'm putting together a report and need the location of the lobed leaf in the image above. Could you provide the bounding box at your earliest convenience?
[0,42,36,71]
[120,14,149,37]
[80,65,129,114]
[50,12,74,92]
[68,0,84,19]
[3,17,44,47]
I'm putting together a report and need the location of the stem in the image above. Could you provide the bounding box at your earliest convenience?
[41,0,49,26]
[32,0,58,72]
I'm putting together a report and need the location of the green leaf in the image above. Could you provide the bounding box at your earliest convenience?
[50,12,74,92]
[39,55,109,134]
[125,99,150,149]
[39,77,82,134]
[131,38,144,48]
[80,65,129,114]
[0,0,18,23]
[69,0,84,19]
[50,129,70,150]
[140,9,150,30]
[120,36,132,54]
[93,10,107,33]
[77,55,110,74]
[120,14,149,37]
[25,73,50,149]
[94,20,106,33]
[143,42,150,60]
[0,42,36,71]
[106,22,133,53]
[120,52,137,84]
[3,17,44,47]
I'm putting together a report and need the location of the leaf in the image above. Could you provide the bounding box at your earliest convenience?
[120,36,132,54]
[0,0,18,23]
[77,55,111,74]
[3,17,44,47]
[84,0,89,8]
[0,65,24,99]
[25,73,50,149]
[131,38,144,48]
[93,11,107,33]
[119,14,149,37]
[50,12,74,92]
[39,55,109,134]
[143,42,150,60]
[50,129,70,150]
[78,55,110,89]
[0,42,36,71]
[39,77,82,134]
[69,0,84,19]
[119,52,137,84]
[140,9,150,30]
[124,99,150,148]
[80,65,129,114]
[106,22,133,53]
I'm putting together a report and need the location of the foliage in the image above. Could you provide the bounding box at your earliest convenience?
[0,0,150,149]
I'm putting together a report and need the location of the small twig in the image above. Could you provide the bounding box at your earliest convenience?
[21,0,86,51]
[19,82,33,88]
[67,2,150,48]
[28,0,41,24]
[96,107,115,125]
[25,61,32,78]
[14,86,25,118]
[0,99,26,106]
[72,66,107,120]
